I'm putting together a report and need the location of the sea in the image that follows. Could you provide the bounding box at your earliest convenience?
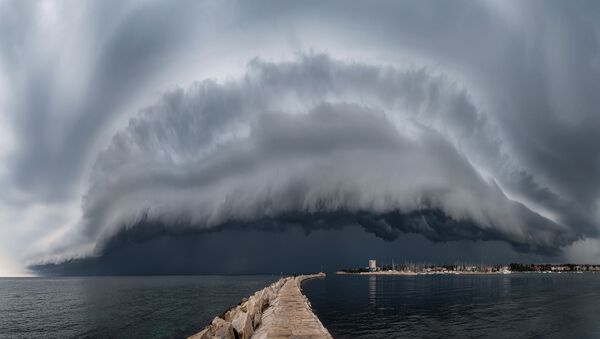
[2,274,600,338]
[302,273,600,338]
[0,275,277,338]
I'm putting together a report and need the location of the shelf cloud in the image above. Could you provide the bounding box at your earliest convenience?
[1,0,599,274]
[45,55,583,263]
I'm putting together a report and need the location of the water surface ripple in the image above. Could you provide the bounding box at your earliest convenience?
[0,275,277,338]
[302,273,600,338]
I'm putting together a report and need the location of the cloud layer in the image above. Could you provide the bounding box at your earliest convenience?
[1,1,599,273]
[48,54,575,261]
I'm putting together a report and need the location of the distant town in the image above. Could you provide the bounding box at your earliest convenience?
[337,259,600,275]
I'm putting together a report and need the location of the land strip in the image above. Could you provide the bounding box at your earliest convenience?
[188,273,331,339]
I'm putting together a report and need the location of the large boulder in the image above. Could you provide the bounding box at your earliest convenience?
[220,309,234,322]
[246,298,258,316]
[253,311,262,329]
[210,317,235,339]
[188,278,291,339]
[231,311,253,339]
[265,287,277,304]
[187,327,211,339]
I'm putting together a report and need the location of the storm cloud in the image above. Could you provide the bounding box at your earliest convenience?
[61,55,572,259]
[0,0,599,274]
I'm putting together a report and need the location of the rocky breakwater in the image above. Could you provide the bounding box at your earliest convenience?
[188,273,330,339]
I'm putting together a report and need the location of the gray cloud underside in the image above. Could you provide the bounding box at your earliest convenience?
[51,54,580,261]
[3,1,600,271]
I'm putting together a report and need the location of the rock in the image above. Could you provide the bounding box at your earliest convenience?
[187,327,211,339]
[266,288,277,304]
[253,311,262,328]
[188,277,300,339]
[211,317,235,339]
[220,309,234,322]
[245,298,257,316]
[259,294,269,311]
[231,311,253,339]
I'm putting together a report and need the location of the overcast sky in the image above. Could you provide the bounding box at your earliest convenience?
[1,0,600,276]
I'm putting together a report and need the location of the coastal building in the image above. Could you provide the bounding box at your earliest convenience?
[368,259,377,271]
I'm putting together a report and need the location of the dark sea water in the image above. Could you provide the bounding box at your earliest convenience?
[4,273,600,339]
[0,275,277,339]
[302,273,600,338]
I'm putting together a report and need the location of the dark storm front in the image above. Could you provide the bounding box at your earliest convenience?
[302,274,600,338]
[0,275,277,339]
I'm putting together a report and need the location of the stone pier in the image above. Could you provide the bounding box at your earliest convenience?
[189,273,332,339]
[252,274,332,339]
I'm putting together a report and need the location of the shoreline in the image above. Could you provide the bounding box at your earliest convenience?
[336,270,507,276]
[336,270,595,276]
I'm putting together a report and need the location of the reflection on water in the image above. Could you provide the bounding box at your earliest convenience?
[302,273,600,338]
[0,275,277,339]
[368,275,376,306]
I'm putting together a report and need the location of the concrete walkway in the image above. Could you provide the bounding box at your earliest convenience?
[252,274,332,339]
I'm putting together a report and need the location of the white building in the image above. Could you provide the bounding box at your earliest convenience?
[368,259,377,271]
